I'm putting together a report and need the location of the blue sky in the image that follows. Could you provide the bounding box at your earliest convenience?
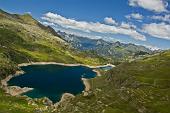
[0,0,170,50]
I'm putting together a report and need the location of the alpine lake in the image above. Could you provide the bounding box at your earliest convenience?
[8,64,113,103]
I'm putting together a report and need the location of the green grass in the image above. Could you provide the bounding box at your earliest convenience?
[0,89,52,113]
[56,50,170,113]
[0,27,106,65]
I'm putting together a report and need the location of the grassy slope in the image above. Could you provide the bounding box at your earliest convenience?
[0,11,106,65]
[0,10,107,113]
[57,50,170,113]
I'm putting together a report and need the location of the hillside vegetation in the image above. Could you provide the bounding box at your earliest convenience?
[57,50,170,113]
[0,9,107,66]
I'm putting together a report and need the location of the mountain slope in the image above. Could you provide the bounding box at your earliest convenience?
[56,50,170,113]
[0,9,107,65]
[57,31,153,61]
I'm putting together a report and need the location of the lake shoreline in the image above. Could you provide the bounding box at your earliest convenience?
[1,70,34,96]
[1,62,115,104]
[18,62,115,69]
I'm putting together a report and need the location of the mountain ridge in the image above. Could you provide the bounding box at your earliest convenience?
[57,30,153,61]
[0,9,107,65]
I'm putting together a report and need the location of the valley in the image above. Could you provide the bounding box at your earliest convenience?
[0,9,170,113]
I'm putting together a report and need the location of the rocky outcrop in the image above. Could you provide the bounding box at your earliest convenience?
[6,86,33,96]
[54,93,75,108]
[1,70,33,96]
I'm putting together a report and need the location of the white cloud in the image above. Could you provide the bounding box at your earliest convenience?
[128,0,168,13]
[142,23,170,40]
[150,14,170,23]
[104,17,118,25]
[42,12,146,41]
[120,22,136,29]
[126,13,143,20]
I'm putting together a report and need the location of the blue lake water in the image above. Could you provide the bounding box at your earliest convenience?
[8,64,97,103]
[97,65,113,71]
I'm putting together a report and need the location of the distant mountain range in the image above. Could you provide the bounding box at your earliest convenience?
[57,31,153,60]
